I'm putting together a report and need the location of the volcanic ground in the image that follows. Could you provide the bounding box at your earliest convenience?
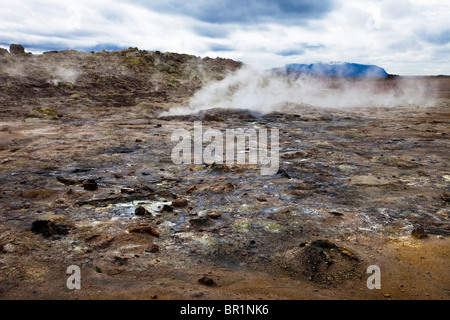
[0,47,449,300]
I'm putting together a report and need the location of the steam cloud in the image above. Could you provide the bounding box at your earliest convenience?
[161,66,436,116]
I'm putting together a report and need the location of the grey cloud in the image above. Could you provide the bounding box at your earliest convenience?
[422,30,450,45]
[192,24,232,39]
[209,44,234,52]
[134,0,335,24]
[277,48,305,56]
[276,43,324,56]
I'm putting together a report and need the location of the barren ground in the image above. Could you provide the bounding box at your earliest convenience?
[0,49,449,300]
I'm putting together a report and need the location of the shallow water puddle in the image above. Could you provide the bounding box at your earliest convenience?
[95,200,173,220]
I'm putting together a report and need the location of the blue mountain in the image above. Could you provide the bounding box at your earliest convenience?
[284,62,389,77]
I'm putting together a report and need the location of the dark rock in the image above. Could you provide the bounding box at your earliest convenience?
[121,187,135,194]
[440,192,449,203]
[94,267,102,273]
[56,176,78,185]
[31,220,69,238]
[43,50,59,55]
[208,211,221,219]
[256,197,267,202]
[145,244,160,253]
[207,162,230,174]
[9,44,25,55]
[0,48,9,56]
[172,198,188,207]
[161,204,173,212]
[112,256,128,266]
[198,276,216,286]
[411,227,428,239]
[135,206,149,216]
[82,179,98,191]
[128,225,159,237]
[190,217,214,228]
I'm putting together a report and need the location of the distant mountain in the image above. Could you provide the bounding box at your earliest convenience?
[282,62,389,77]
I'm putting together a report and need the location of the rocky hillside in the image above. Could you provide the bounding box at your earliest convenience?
[0,44,243,119]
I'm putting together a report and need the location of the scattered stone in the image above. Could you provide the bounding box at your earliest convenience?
[384,293,390,298]
[208,211,221,219]
[150,295,158,299]
[207,162,230,174]
[145,244,160,253]
[9,44,25,55]
[0,243,15,253]
[56,176,78,185]
[113,172,123,179]
[187,185,196,193]
[198,276,216,286]
[288,190,305,197]
[172,198,188,207]
[256,196,267,202]
[112,256,128,266]
[190,217,214,228]
[31,220,69,238]
[82,179,98,191]
[411,227,428,239]
[128,225,160,237]
[440,192,449,203]
[161,204,173,212]
[121,187,135,194]
[94,267,102,273]
[135,206,149,216]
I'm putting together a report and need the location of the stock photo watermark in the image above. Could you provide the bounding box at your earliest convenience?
[170,121,280,176]
[366,265,381,290]
[66,265,81,290]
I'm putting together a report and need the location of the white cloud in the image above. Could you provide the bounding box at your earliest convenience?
[0,0,449,75]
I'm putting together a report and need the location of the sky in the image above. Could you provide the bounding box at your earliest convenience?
[1,0,449,75]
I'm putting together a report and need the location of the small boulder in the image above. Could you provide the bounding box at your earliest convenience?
[0,48,9,56]
[135,206,149,216]
[198,276,216,286]
[82,179,98,191]
[9,44,25,55]
[145,244,160,253]
[31,220,69,238]
[207,211,221,219]
[172,198,188,207]
[161,204,173,212]
[411,227,428,239]
[128,225,159,237]
[189,217,214,228]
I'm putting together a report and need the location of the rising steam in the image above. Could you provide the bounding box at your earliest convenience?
[161,65,436,116]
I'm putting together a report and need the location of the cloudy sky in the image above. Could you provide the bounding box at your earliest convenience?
[1,0,449,75]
